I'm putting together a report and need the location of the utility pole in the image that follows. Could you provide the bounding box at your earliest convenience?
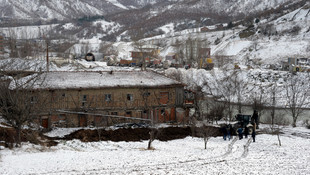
[46,40,49,72]
[43,33,49,72]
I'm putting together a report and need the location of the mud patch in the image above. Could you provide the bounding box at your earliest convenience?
[63,126,221,142]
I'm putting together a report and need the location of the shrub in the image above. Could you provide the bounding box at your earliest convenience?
[239,30,255,38]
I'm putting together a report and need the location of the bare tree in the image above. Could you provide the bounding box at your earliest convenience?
[7,29,18,58]
[99,42,118,57]
[184,36,209,68]
[230,70,249,114]
[206,69,238,122]
[284,73,310,127]
[269,82,278,126]
[202,125,218,149]
[147,111,155,150]
[264,111,290,146]
[249,83,268,125]
[82,41,90,55]
[133,39,147,71]
[205,99,225,124]
[194,124,218,150]
[0,64,47,146]
[193,85,205,120]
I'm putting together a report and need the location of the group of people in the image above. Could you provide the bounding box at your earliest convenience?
[221,125,256,142]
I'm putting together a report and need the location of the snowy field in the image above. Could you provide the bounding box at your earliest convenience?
[0,126,309,175]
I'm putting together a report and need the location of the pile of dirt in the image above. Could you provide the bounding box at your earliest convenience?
[0,125,222,147]
[156,127,192,141]
[63,126,221,142]
[63,128,151,142]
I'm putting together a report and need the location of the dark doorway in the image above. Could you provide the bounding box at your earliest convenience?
[79,114,87,127]
[41,118,49,128]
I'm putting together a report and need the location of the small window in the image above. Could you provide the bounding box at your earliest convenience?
[160,92,169,105]
[111,112,118,115]
[81,95,87,106]
[125,111,132,117]
[127,94,133,101]
[82,95,87,101]
[30,96,37,103]
[62,93,66,97]
[105,94,112,102]
[143,92,151,97]
[161,109,165,115]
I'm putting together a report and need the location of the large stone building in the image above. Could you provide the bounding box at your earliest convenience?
[21,71,186,128]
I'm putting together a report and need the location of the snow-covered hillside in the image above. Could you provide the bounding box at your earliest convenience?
[0,0,162,20]
[164,0,296,17]
[0,0,305,25]
[127,5,310,66]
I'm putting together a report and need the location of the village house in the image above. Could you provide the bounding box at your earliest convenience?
[165,53,180,67]
[21,71,186,129]
[200,27,209,32]
[281,57,310,72]
[131,45,161,66]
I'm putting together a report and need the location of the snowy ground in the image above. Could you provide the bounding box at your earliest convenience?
[0,126,309,175]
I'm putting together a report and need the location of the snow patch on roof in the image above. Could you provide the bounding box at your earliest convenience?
[29,71,183,89]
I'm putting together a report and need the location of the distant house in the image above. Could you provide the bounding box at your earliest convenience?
[199,48,211,58]
[216,24,224,30]
[131,45,161,66]
[166,53,184,68]
[200,27,209,32]
[16,71,186,128]
[282,57,310,72]
[165,53,177,61]
[198,48,212,69]
[165,53,178,63]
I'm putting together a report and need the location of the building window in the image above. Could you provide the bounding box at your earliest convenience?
[81,95,87,106]
[127,94,133,101]
[111,112,118,115]
[105,94,112,102]
[30,96,37,104]
[125,111,132,117]
[159,92,169,105]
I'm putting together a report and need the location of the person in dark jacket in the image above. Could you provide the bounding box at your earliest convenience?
[221,125,228,140]
[252,110,259,129]
[252,129,256,142]
[237,127,243,140]
[244,126,249,138]
[229,124,233,139]
[227,125,232,141]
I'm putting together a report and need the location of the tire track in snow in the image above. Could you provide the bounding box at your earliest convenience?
[241,138,252,158]
[223,136,238,156]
